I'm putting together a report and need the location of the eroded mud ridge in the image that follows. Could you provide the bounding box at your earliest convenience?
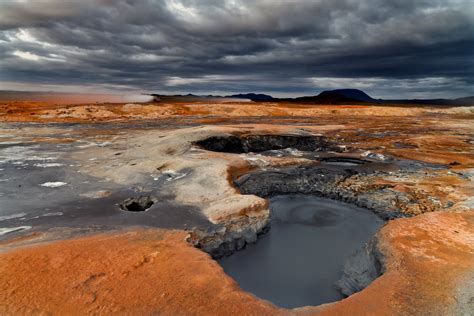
[187,212,270,258]
[196,134,340,153]
[235,166,403,219]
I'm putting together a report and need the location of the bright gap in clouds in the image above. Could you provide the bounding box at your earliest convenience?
[12,50,40,61]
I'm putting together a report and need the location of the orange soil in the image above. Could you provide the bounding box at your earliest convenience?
[1,211,473,315]
[0,229,282,316]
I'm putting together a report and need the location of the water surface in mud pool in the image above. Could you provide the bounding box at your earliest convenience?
[219,195,384,308]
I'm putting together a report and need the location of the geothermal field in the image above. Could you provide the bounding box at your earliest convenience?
[0,96,473,315]
[1,0,473,315]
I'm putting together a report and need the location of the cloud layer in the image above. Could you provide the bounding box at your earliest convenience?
[1,0,473,98]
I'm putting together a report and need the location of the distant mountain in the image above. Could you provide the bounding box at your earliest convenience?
[149,93,254,102]
[317,89,376,103]
[149,93,273,102]
[227,93,274,101]
[274,89,378,104]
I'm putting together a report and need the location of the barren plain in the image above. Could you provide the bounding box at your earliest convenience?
[0,99,473,315]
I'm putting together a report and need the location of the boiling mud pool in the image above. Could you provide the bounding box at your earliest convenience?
[219,195,384,308]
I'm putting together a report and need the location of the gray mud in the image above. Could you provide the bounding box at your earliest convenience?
[0,129,212,239]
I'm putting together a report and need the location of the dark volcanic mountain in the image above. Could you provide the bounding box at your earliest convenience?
[269,89,473,106]
[277,89,378,104]
[317,89,376,103]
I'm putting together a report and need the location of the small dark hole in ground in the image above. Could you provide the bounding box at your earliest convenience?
[120,196,154,212]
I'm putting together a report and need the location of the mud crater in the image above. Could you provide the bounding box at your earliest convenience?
[196,134,338,153]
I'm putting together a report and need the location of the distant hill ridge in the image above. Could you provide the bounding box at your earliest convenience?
[148,89,473,105]
[268,89,473,105]
[227,93,273,101]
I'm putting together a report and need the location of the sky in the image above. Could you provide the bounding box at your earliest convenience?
[0,0,473,99]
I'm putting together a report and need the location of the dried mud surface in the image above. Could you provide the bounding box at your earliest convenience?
[0,99,473,315]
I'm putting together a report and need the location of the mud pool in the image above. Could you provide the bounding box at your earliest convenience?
[219,195,384,308]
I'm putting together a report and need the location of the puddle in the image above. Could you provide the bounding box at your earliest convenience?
[318,156,369,166]
[219,195,384,308]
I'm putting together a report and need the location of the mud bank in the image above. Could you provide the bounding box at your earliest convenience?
[186,202,271,258]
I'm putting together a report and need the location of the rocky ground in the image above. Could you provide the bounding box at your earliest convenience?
[0,99,473,315]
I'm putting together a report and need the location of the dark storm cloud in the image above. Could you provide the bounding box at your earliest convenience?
[0,0,473,98]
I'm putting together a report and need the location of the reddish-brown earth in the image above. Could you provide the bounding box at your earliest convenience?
[0,100,439,122]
